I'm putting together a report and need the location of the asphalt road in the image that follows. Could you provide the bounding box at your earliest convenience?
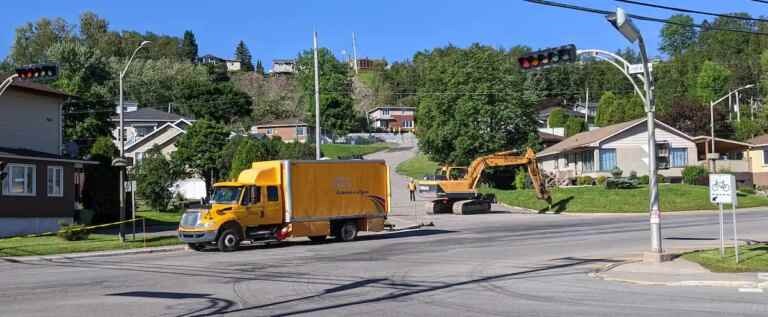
[3,145,768,316]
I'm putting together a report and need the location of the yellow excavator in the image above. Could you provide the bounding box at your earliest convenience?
[429,148,551,214]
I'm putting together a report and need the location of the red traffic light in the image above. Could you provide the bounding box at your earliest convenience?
[15,64,59,81]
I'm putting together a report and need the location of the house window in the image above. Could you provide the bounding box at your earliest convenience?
[134,125,155,138]
[296,126,306,136]
[582,151,594,172]
[135,152,144,164]
[670,148,688,168]
[656,143,670,170]
[267,186,279,201]
[382,109,390,116]
[402,120,413,128]
[599,149,617,171]
[47,166,64,197]
[2,163,36,196]
[266,128,273,135]
[764,149,768,165]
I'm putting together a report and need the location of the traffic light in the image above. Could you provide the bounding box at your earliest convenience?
[15,64,59,80]
[518,44,578,70]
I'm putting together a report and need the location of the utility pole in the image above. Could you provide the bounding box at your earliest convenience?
[313,31,322,160]
[352,32,359,75]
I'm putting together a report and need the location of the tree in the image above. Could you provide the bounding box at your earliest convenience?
[81,136,119,223]
[278,141,316,160]
[255,60,265,76]
[414,44,539,165]
[113,57,209,107]
[235,40,254,72]
[733,119,765,141]
[79,12,109,51]
[180,30,199,63]
[660,14,697,57]
[177,82,252,123]
[657,97,732,137]
[10,17,74,65]
[296,47,357,137]
[135,147,180,212]
[173,120,230,196]
[547,108,568,127]
[694,61,731,104]
[565,117,587,136]
[596,91,618,126]
[229,138,277,179]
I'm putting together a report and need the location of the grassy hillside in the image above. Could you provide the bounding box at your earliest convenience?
[321,143,390,159]
[396,153,440,179]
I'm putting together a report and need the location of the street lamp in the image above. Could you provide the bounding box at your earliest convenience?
[709,84,755,171]
[116,40,150,241]
[607,8,666,260]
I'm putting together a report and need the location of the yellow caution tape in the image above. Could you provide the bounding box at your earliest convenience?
[0,217,153,241]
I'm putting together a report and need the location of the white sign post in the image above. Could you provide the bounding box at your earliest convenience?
[709,174,739,263]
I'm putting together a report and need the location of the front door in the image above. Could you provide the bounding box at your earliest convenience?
[262,185,283,225]
[241,186,264,226]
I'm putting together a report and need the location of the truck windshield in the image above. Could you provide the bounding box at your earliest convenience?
[211,187,242,204]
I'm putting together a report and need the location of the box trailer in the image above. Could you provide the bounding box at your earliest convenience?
[178,160,390,251]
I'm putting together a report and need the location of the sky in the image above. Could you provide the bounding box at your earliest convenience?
[2,1,768,69]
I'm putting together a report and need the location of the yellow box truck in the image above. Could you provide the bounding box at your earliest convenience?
[178,160,390,251]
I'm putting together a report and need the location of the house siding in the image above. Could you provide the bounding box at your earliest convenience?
[256,126,308,143]
[126,127,184,162]
[0,89,62,155]
[0,157,76,218]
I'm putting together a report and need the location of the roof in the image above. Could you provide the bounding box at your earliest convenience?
[272,59,295,64]
[0,147,97,164]
[692,136,752,147]
[254,118,307,128]
[367,106,417,113]
[538,119,644,157]
[538,106,584,118]
[748,134,768,146]
[125,119,190,152]
[538,118,694,157]
[7,80,72,98]
[111,107,192,122]
[538,131,565,143]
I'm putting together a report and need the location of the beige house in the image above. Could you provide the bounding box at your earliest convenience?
[747,135,768,187]
[537,118,698,181]
[250,118,308,143]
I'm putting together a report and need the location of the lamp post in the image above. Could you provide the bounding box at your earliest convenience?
[709,84,755,172]
[116,40,151,242]
[607,8,665,257]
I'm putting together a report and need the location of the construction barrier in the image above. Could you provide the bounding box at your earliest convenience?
[0,217,150,242]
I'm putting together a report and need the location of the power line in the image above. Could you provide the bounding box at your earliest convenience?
[523,0,768,36]
[753,0,768,5]
[615,0,768,23]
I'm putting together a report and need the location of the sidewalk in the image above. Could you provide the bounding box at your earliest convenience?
[593,257,768,290]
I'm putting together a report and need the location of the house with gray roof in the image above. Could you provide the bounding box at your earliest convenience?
[110,107,194,147]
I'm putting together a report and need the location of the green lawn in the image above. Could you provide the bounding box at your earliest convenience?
[321,143,390,159]
[136,210,182,225]
[0,234,182,257]
[485,184,768,213]
[683,244,768,273]
[396,153,440,179]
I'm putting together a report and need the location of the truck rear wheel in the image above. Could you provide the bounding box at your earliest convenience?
[217,229,241,252]
[308,235,326,242]
[336,222,358,242]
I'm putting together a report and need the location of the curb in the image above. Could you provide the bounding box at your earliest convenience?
[589,259,765,289]
[1,244,186,263]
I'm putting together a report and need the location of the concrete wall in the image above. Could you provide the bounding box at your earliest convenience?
[0,217,73,238]
[0,89,62,155]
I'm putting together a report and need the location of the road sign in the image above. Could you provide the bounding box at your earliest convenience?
[709,174,736,205]
[628,63,653,75]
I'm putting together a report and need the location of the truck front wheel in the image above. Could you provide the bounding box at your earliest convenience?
[336,222,358,242]
[217,229,241,252]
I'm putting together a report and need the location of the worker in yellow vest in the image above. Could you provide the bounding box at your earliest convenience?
[408,178,417,201]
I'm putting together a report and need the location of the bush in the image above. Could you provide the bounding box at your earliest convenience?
[610,166,623,178]
[577,176,594,186]
[682,165,709,185]
[514,168,527,190]
[740,187,756,195]
[639,175,649,185]
[657,174,666,184]
[57,223,90,241]
[135,148,181,212]
[628,170,638,181]
[606,178,637,189]
[596,176,608,186]
[75,209,95,225]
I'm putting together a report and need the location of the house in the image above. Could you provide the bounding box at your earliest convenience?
[355,58,387,71]
[197,54,242,72]
[110,107,194,147]
[367,106,416,132]
[250,118,309,143]
[120,118,205,200]
[537,118,698,181]
[270,59,296,74]
[692,136,753,186]
[538,131,565,148]
[747,135,768,187]
[0,80,96,237]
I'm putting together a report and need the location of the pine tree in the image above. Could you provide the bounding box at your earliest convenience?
[235,40,254,72]
[255,60,265,75]
[181,30,198,63]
